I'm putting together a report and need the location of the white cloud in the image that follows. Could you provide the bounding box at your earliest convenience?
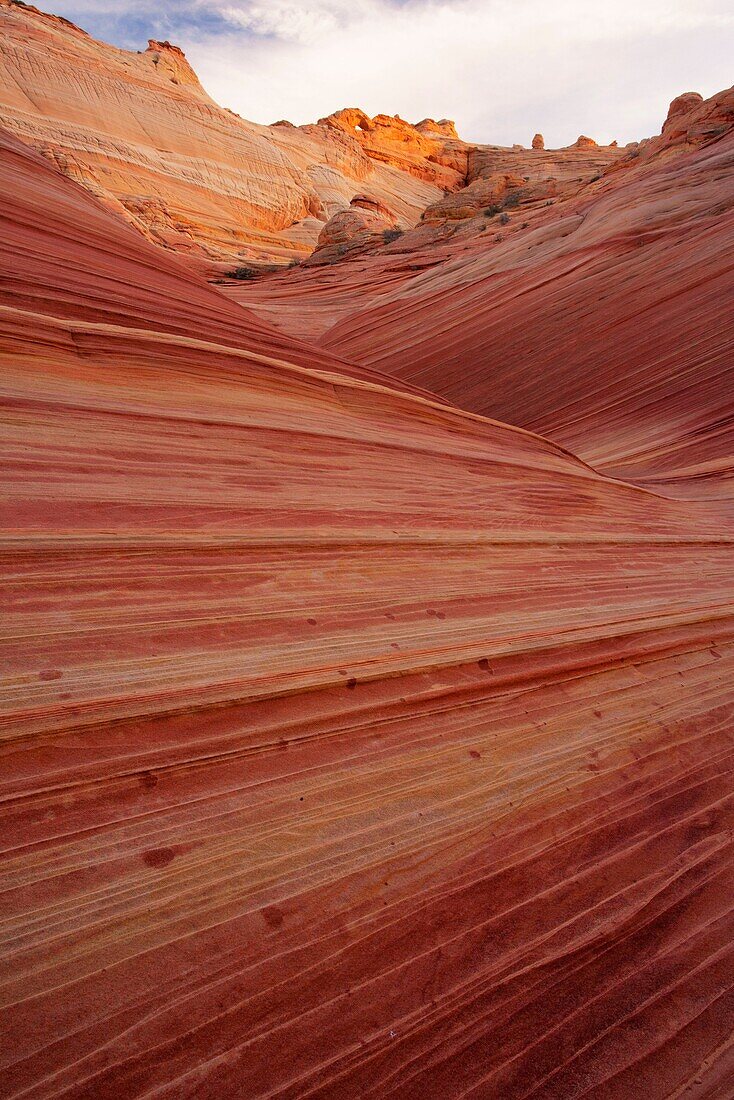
[218,3,341,44]
[46,0,734,146]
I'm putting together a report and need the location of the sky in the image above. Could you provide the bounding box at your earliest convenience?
[44,1,733,146]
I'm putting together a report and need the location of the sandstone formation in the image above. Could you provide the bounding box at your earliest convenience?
[0,0,634,278]
[532,132,545,149]
[384,137,625,236]
[636,85,733,160]
[307,193,403,265]
[224,135,626,333]
[664,91,704,129]
[318,107,468,187]
[223,134,625,335]
[0,0,447,269]
[466,136,624,187]
[421,172,528,222]
[4,115,734,1098]
[3,2,734,1092]
[249,87,733,500]
[416,117,460,139]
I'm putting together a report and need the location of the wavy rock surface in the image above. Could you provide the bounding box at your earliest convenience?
[2,117,734,1100]
[0,0,445,269]
[309,88,734,499]
[223,138,628,333]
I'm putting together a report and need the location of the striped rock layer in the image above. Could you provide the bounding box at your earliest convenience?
[226,87,734,506]
[0,0,453,269]
[0,0,627,276]
[2,106,734,1100]
[314,88,734,501]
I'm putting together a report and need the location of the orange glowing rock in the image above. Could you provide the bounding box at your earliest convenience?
[0,1,448,270]
[299,86,734,499]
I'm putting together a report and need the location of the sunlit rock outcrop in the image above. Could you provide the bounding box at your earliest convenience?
[415,117,460,138]
[306,86,734,499]
[319,107,467,188]
[0,0,445,269]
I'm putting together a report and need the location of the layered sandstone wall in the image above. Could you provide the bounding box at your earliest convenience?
[0,0,446,269]
[2,119,734,1100]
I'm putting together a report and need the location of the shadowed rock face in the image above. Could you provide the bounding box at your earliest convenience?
[3,86,734,1100]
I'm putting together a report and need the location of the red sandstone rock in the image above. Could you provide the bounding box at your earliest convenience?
[532,132,545,149]
[3,106,734,1099]
[467,138,624,184]
[3,2,734,1092]
[281,85,733,499]
[421,172,528,222]
[4,118,734,1100]
[664,91,704,129]
[647,87,733,156]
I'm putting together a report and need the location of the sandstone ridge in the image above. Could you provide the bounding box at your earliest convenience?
[0,0,449,268]
[0,0,637,274]
[307,193,403,265]
[223,82,734,506]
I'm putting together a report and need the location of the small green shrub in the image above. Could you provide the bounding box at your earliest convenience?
[382,227,404,244]
[228,266,258,280]
[483,205,501,218]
